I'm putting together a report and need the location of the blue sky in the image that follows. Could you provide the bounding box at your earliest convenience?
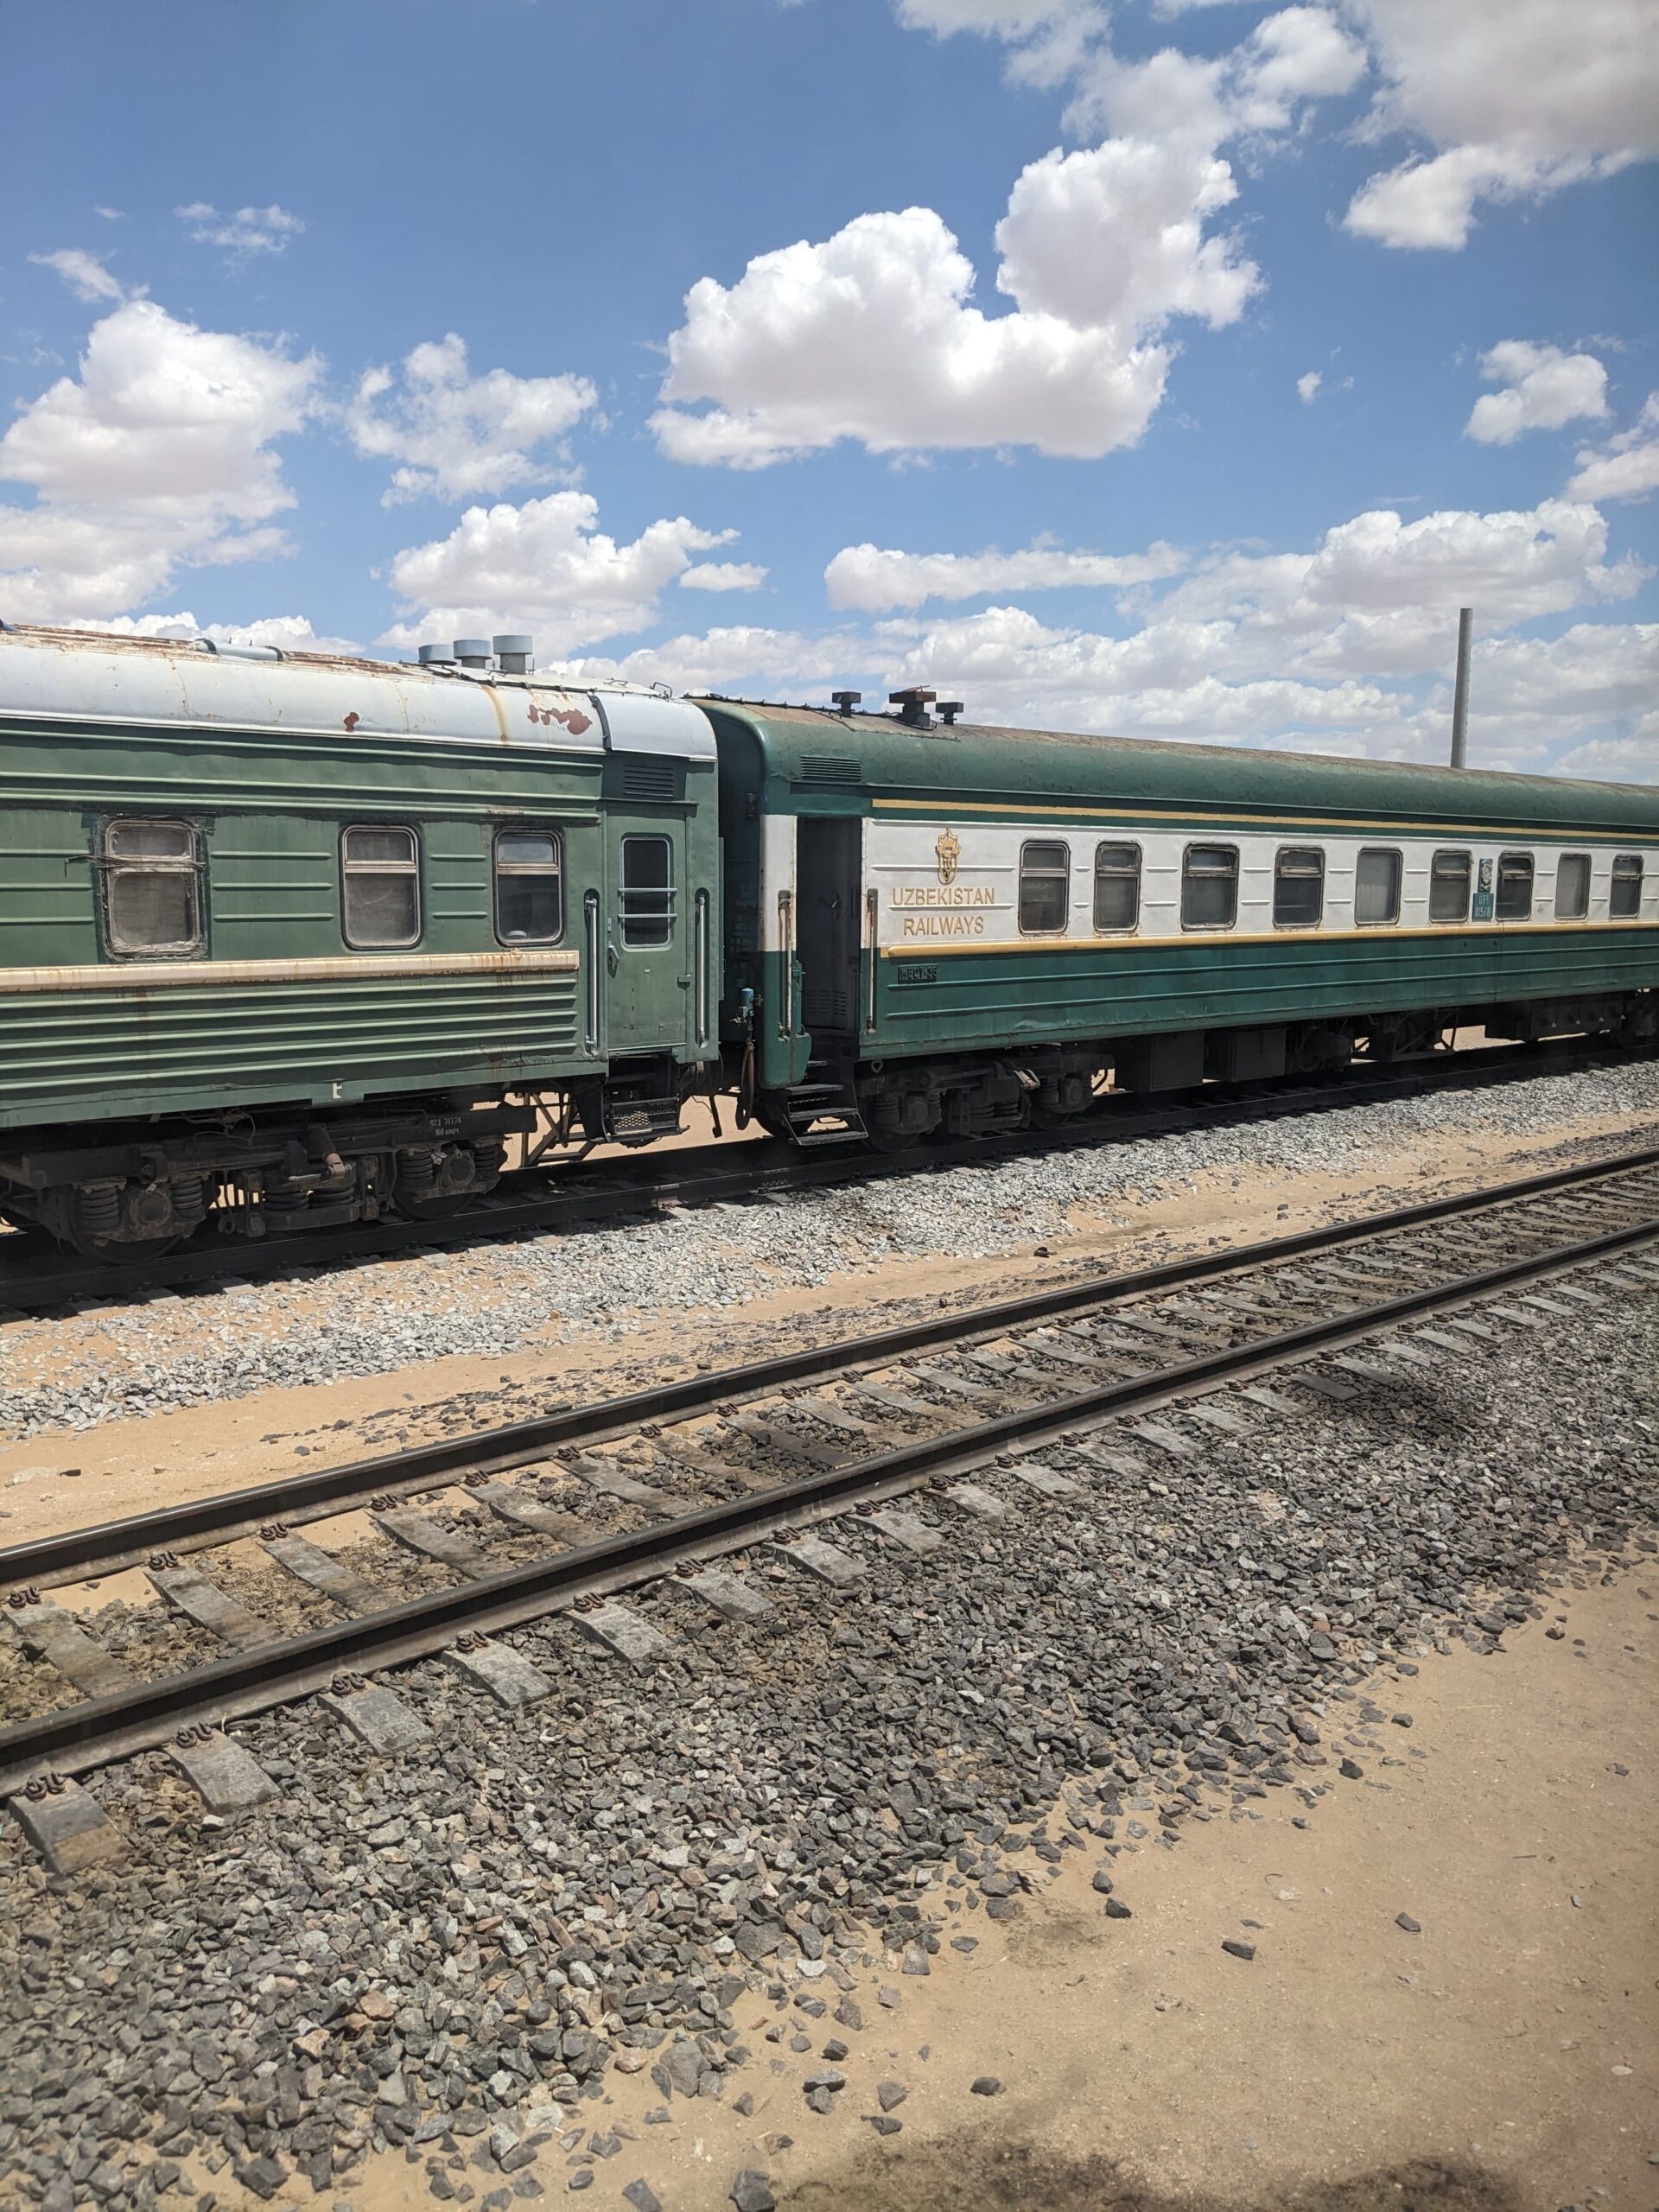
[1,0,1656,777]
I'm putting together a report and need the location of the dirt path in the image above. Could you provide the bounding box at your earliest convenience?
[335,1560,1657,2212]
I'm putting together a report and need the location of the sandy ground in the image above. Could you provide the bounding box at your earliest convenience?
[0,1100,1648,1557]
[332,1560,1658,2212]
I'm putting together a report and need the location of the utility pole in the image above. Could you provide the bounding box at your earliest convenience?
[1450,606,1472,768]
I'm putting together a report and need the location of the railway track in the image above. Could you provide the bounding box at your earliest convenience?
[3,1142,1657,1869]
[2,1035,1649,1315]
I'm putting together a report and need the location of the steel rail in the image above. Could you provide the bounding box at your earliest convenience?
[6,1141,1659,1594]
[3,1036,1645,1314]
[1,1196,1655,1796]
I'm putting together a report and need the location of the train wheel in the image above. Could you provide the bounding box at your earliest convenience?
[63,1227,183,1264]
[1027,1101,1085,1132]
[865,1126,918,1155]
[391,1189,478,1224]
[391,1141,499,1223]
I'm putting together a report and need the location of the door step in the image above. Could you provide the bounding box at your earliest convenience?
[606,1095,683,1147]
[781,1082,868,1146]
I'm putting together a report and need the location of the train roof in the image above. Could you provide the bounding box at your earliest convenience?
[697,698,1659,838]
[0,623,715,761]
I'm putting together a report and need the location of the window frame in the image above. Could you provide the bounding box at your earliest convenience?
[1495,849,1534,924]
[1090,839,1141,935]
[1428,848,1471,925]
[493,825,564,947]
[1554,851,1592,922]
[1018,837,1071,936]
[1610,852,1644,920]
[1354,845,1403,928]
[99,815,205,960]
[1272,844,1325,931]
[340,823,423,950]
[1179,841,1240,933]
[619,831,676,948]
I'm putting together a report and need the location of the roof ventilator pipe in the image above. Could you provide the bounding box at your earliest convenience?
[937,699,963,726]
[831,690,861,716]
[416,643,457,667]
[889,685,936,728]
[493,633,533,676]
[453,638,493,670]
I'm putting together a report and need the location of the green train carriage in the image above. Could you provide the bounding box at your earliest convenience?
[703,695,1659,1148]
[3,623,1656,1257]
[0,624,721,1253]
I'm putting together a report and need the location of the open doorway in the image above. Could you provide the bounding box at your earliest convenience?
[796,817,862,1047]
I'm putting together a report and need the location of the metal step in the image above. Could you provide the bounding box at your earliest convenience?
[606,1095,683,1147]
[783,1083,868,1147]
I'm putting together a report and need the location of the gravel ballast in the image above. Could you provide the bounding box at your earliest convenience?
[3,1058,1656,1442]
[0,1282,1654,2211]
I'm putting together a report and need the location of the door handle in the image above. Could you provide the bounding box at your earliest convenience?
[582,891,601,1054]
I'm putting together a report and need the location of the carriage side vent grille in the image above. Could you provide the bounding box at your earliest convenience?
[613,758,681,803]
[798,753,861,784]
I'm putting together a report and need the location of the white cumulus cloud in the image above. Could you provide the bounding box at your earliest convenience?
[994,136,1260,333]
[824,537,1185,612]
[679,561,768,593]
[659,5,1370,467]
[345,334,598,505]
[559,625,869,696]
[1341,0,1659,247]
[1297,370,1323,403]
[652,206,1175,467]
[1151,498,1645,684]
[1464,340,1609,445]
[176,201,306,258]
[1567,393,1659,504]
[78,611,364,656]
[0,297,318,622]
[29,248,124,303]
[380,491,747,654]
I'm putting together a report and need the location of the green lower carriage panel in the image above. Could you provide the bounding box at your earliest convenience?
[873,928,1659,1052]
[0,971,588,1125]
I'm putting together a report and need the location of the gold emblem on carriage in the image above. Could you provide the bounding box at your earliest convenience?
[935,827,961,885]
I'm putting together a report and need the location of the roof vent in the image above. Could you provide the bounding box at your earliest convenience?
[493,632,533,675]
[453,637,493,668]
[938,699,963,727]
[889,686,936,728]
[417,642,455,666]
[831,690,861,717]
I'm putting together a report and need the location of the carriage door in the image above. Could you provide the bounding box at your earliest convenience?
[795,817,862,1065]
[602,814,688,1053]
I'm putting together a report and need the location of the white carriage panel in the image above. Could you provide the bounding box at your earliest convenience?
[758,812,800,951]
[867,817,1014,950]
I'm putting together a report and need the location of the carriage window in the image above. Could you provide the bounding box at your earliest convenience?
[620,834,674,946]
[1355,847,1402,925]
[1019,840,1071,933]
[1181,844,1238,930]
[1429,849,1471,923]
[102,817,203,957]
[1554,853,1591,920]
[1496,851,1534,921]
[341,825,421,947]
[1092,842,1140,932]
[1273,847,1324,929]
[494,830,563,944]
[1611,853,1643,918]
